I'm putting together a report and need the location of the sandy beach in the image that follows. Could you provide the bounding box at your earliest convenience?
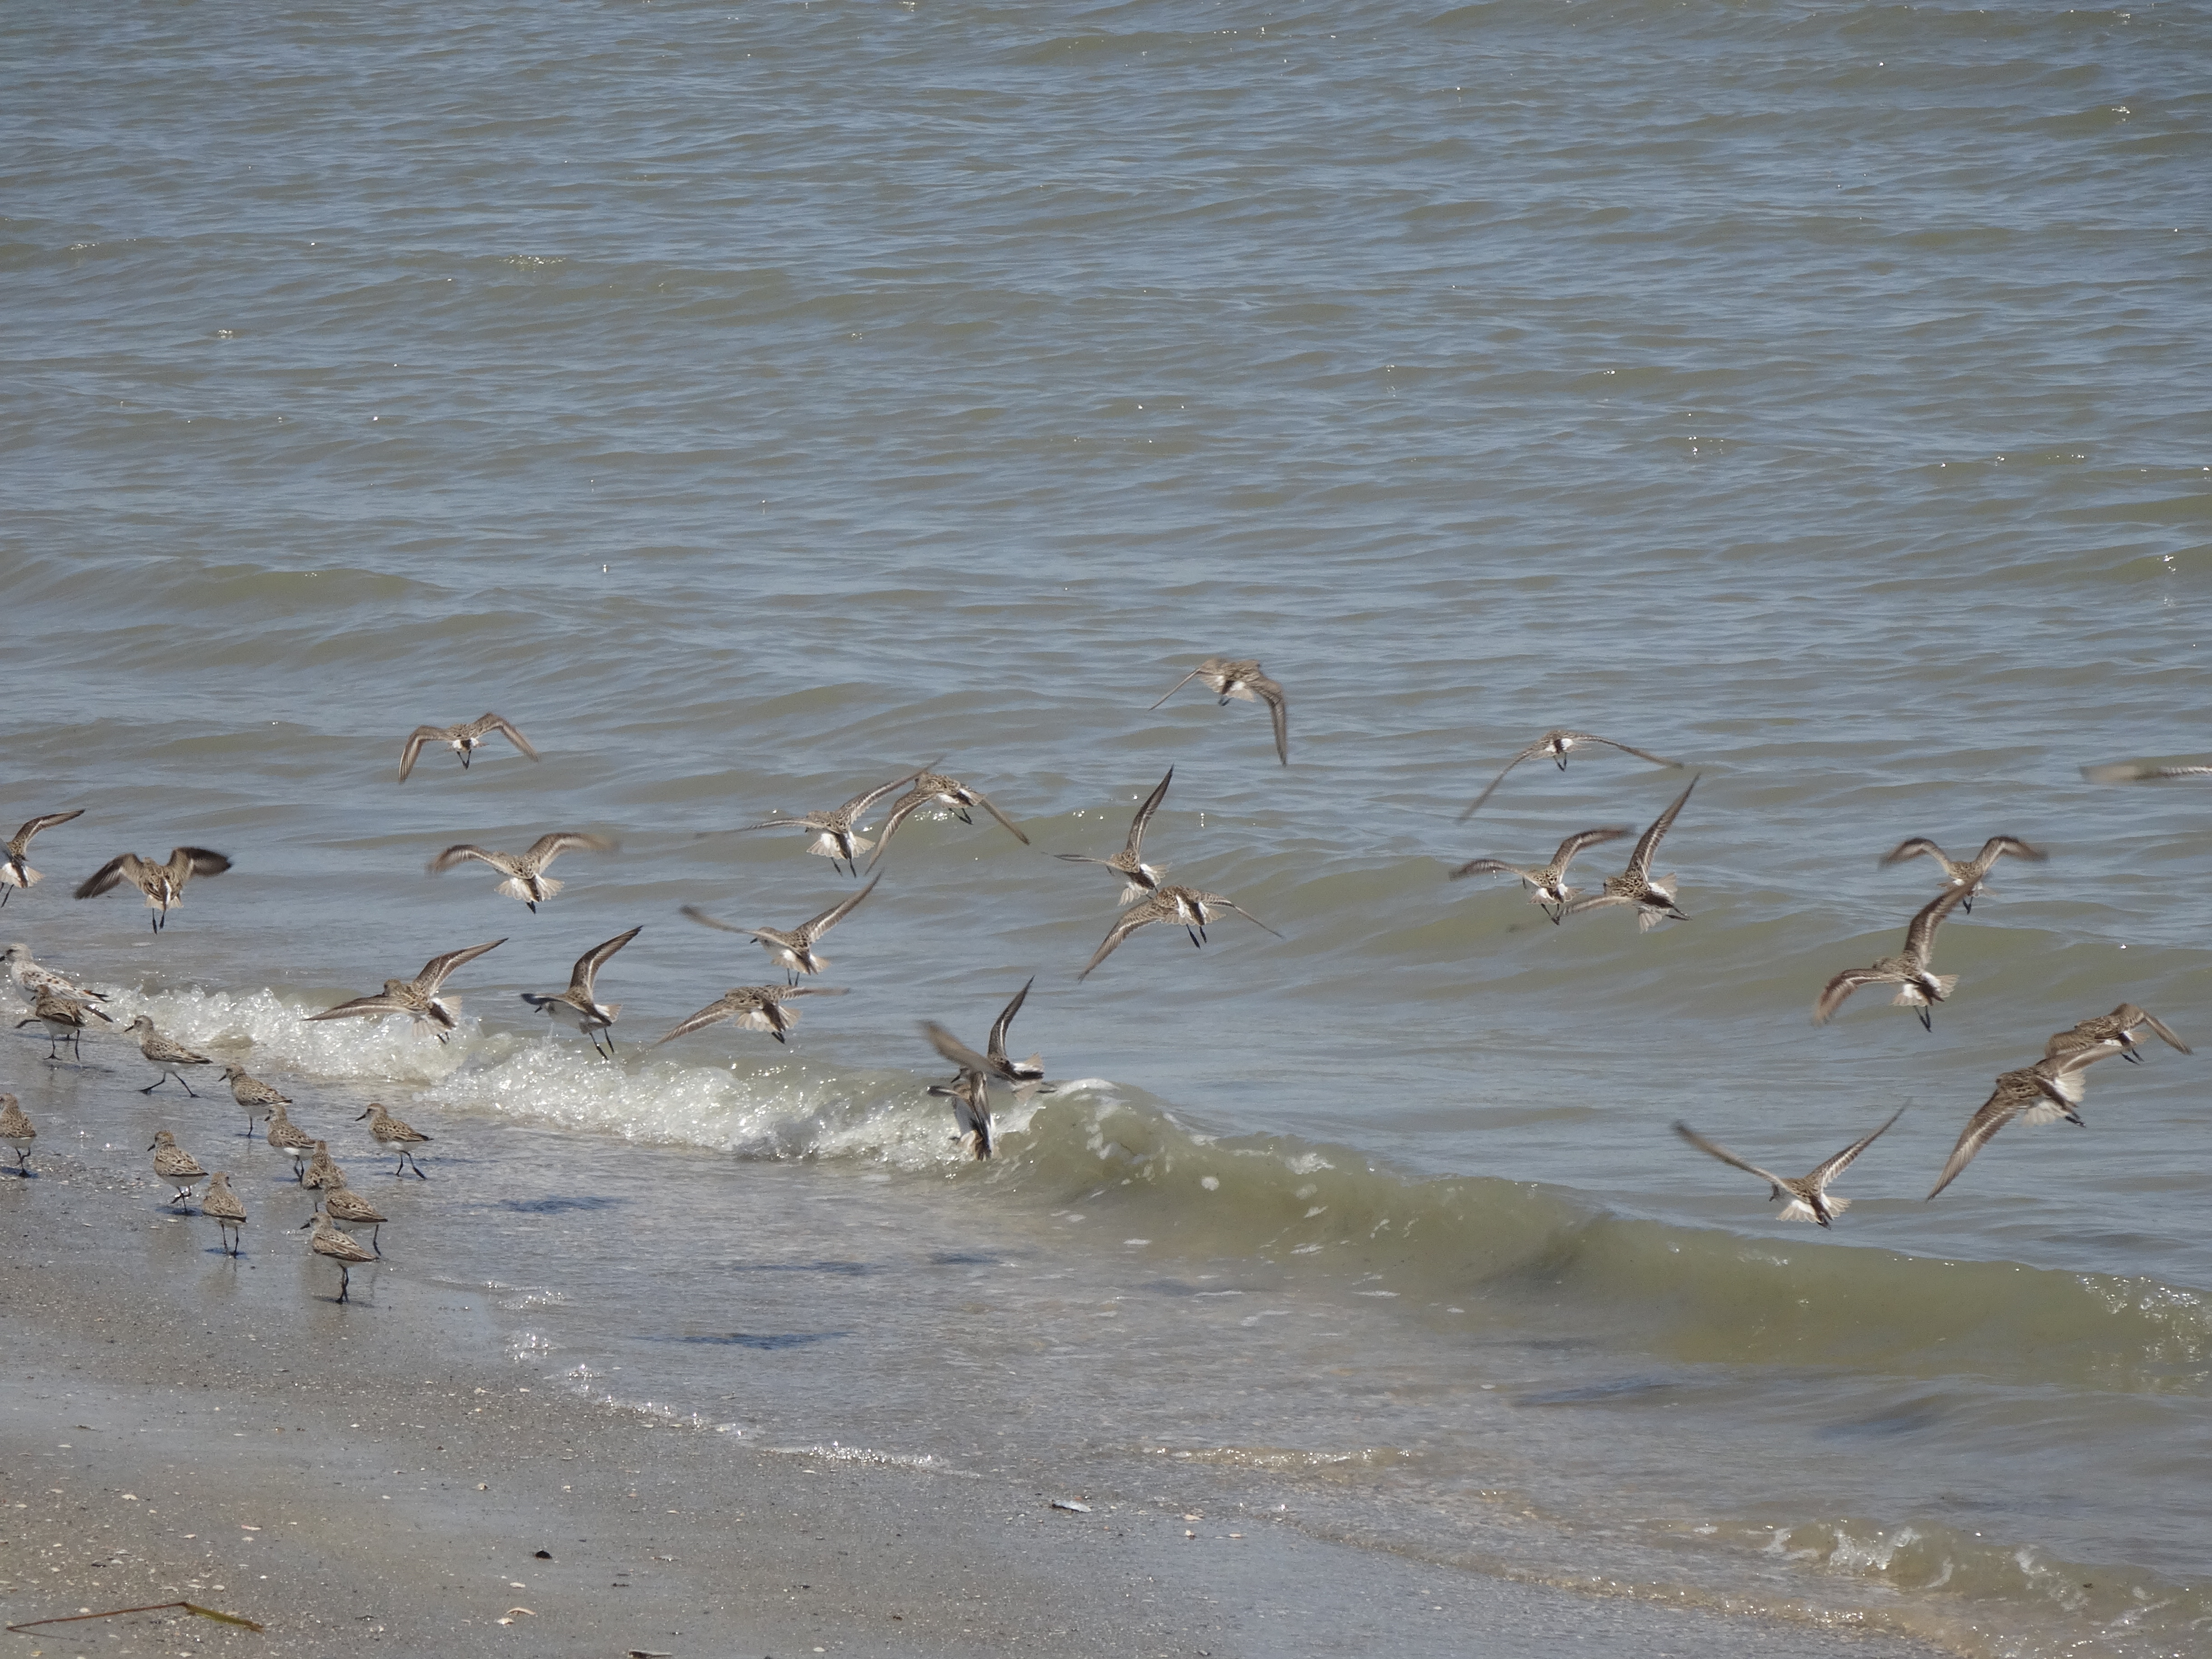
[0,1144,1946,1659]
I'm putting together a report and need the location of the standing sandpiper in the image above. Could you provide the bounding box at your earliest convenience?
[201,1172,248,1257]
[0,1094,34,1173]
[302,1210,378,1303]
[358,1101,432,1179]
[127,1015,214,1095]
[221,1064,292,1137]
[149,1129,208,1209]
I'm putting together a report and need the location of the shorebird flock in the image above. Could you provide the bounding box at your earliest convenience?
[0,690,2200,1301]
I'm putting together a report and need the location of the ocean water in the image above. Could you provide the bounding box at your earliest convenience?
[5,0,2211,1652]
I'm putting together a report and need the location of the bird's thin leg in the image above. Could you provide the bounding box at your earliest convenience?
[370,1225,383,1258]
[1918,1004,1934,1032]
[182,1077,198,1098]
[140,1079,160,1096]
[337,1264,351,1303]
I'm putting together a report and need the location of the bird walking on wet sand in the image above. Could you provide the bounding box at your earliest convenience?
[0,809,84,906]
[201,1172,248,1257]
[221,1064,291,1137]
[1926,1043,2127,1200]
[0,1094,35,1173]
[655,983,849,1047]
[865,774,1031,870]
[74,846,232,932]
[317,1178,389,1256]
[1151,659,1290,766]
[1078,884,1282,981]
[1673,1106,1906,1228]
[307,938,506,1043]
[1458,729,1683,822]
[18,986,112,1060]
[397,712,540,783]
[2046,1003,2191,1066]
[1812,884,1970,1031]
[358,1101,432,1179]
[2080,757,2212,785]
[128,1015,213,1096]
[1561,776,1700,932]
[302,1209,378,1303]
[428,832,615,913]
[682,874,882,985]
[149,1129,208,1209]
[2,942,106,1006]
[300,1139,342,1191]
[519,925,642,1057]
[1448,825,1635,922]
[265,1103,318,1178]
[1056,769,1175,905]
[740,766,932,877]
[1879,834,2046,914]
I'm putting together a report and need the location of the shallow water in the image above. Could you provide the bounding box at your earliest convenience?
[5,0,2210,1652]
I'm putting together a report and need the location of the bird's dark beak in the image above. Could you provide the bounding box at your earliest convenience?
[356,1108,373,1120]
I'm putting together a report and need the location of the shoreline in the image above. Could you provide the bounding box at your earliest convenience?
[0,1148,1944,1659]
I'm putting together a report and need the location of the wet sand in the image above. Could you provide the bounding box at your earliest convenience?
[0,1152,1940,1659]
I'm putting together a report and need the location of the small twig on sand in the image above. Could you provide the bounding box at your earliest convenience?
[7,1598,265,1634]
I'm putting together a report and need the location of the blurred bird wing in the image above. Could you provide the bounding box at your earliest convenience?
[1878,837,1946,868]
[416,937,507,994]
[1672,1121,1794,1192]
[428,843,504,876]
[1805,1103,1908,1190]
[570,925,643,997]
[396,725,452,782]
[1551,825,1635,869]
[799,872,882,942]
[921,1019,995,1077]
[1812,966,1883,1025]
[524,831,614,868]
[1123,768,1174,861]
[1148,665,1209,711]
[1928,1083,2028,1199]
[1624,775,1699,882]
[987,977,1034,1066]
[467,712,540,760]
[1901,882,1970,961]
[1078,896,1174,980]
[74,852,145,899]
[11,809,84,849]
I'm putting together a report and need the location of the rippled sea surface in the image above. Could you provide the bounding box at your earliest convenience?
[6,1,2210,1651]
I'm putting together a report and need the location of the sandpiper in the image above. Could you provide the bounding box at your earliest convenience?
[740,766,931,876]
[265,1103,318,1178]
[0,809,84,906]
[318,1178,389,1256]
[519,924,642,1057]
[1878,834,2046,914]
[1449,825,1635,922]
[928,1069,995,1161]
[2046,1004,2192,1065]
[302,1209,378,1303]
[1055,769,1175,905]
[1078,884,1282,981]
[1812,884,1969,1030]
[0,1094,33,1173]
[682,874,881,984]
[1459,729,1682,822]
[397,712,540,783]
[923,979,1049,1092]
[201,1172,248,1257]
[74,846,233,932]
[1673,1106,1906,1228]
[17,987,112,1060]
[1927,1043,2124,1200]
[866,775,1031,870]
[1151,659,1290,766]
[127,1015,213,1096]
[358,1101,432,1178]
[654,984,848,1047]
[148,1129,208,1209]
[1560,775,1699,931]
[221,1064,292,1137]
[307,938,506,1042]
[428,832,615,913]
[1,942,105,1007]
[2080,757,2212,784]
[300,1139,342,1191]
